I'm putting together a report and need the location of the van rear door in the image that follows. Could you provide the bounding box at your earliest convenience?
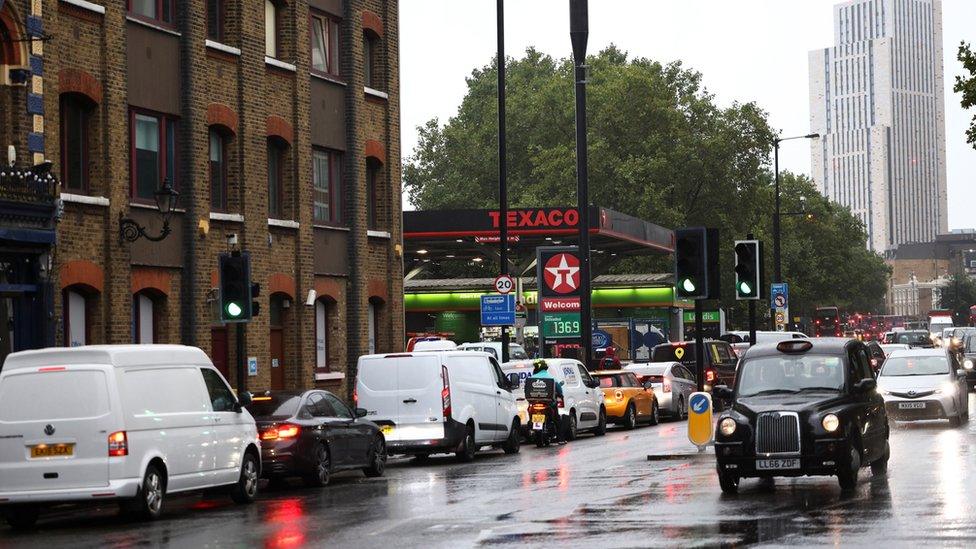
[0,366,115,492]
[358,355,444,442]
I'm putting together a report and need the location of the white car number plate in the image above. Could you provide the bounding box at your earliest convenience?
[898,402,926,409]
[756,458,800,470]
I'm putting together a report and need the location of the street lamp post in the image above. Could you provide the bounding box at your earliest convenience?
[772,133,819,284]
[119,179,180,244]
[570,0,592,368]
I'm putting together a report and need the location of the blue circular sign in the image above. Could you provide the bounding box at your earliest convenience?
[592,329,611,348]
[689,393,709,415]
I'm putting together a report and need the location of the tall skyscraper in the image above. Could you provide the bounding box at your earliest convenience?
[809,0,947,252]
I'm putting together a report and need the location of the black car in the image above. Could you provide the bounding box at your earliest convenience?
[248,390,386,486]
[651,340,738,390]
[713,338,889,493]
[960,333,976,390]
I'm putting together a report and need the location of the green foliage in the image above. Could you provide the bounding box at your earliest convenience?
[404,47,891,318]
[955,42,976,148]
[939,275,976,325]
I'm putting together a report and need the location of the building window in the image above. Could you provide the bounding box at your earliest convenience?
[268,139,284,218]
[209,128,228,211]
[131,110,178,201]
[128,0,176,26]
[132,292,156,344]
[313,149,342,224]
[63,289,88,347]
[363,32,378,88]
[310,12,340,76]
[315,299,329,372]
[366,159,380,230]
[60,94,93,193]
[207,0,224,42]
[265,0,279,58]
[367,301,376,355]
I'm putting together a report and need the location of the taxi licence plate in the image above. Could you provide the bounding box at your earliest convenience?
[531,414,546,424]
[898,402,926,409]
[30,444,74,458]
[381,425,394,436]
[756,458,800,470]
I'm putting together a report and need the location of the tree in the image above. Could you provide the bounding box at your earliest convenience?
[404,47,891,319]
[955,42,976,148]
[939,274,976,326]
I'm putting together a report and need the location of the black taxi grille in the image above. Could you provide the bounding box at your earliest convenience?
[756,412,801,455]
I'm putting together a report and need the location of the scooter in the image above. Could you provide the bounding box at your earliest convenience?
[527,399,559,447]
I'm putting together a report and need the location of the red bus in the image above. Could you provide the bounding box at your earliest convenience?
[814,307,842,337]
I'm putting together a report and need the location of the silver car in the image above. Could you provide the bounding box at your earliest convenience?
[623,362,696,419]
[877,348,970,426]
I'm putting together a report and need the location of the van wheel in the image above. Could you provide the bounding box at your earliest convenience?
[363,437,387,477]
[231,452,260,504]
[502,421,521,454]
[122,464,166,521]
[649,401,660,426]
[456,426,477,462]
[304,444,331,487]
[623,404,638,430]
[593,408,607,436]
[565,412,579,441]
[4,506,39,531]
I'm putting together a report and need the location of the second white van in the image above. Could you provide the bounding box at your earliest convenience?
[0,345,260,529]
[356,350,521,461]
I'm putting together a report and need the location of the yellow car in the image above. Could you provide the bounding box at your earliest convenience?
[592,370,659,429]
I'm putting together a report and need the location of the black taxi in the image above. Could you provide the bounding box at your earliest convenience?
[713,338,889,493]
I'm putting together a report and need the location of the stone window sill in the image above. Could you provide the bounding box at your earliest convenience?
[268,218,299,229]
[311,72,347,86]
[265,57,297,73]
[60,0,105,15]
[210,212,244,223]
[313,224,350,232]
[365,86,389,100]
[315,372,345,381]
[126,15,181,37]
[206,40,241,57]
[61,193,109,206]
[367,230,391,239]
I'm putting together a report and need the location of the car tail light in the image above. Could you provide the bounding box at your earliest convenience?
[663,379,672,393]
[870,358,878,369]
[261,424,301,441]
[529,403,548,412]
[614,390,623,401]
[557,396,565,408]
[108,431,128,457]
[705,369,717,384]
[441,366,452,419]
[353,387,358,407]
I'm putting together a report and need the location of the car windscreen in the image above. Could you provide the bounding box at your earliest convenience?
[880,356,950,377]
[895,332,930,345]
[509,345,529,360]
[736,355,844,397]
[247,394,302,419]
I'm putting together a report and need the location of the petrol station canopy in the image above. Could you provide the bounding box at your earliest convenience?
[403,206,674,264]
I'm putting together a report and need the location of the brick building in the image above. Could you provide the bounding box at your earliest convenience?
[0,0,404,396]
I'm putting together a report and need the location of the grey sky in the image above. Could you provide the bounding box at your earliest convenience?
[400,1,975,229]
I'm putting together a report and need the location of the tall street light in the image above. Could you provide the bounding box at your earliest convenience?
[773,133,819,283]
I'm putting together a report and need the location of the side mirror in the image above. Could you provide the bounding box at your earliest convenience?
[506,373,521,389]
[238,391,252,407]
[854,378,877,393]
[957,369,966,378]
[355,407,368,418]
[713,385,733,401]
[586,379,600,389]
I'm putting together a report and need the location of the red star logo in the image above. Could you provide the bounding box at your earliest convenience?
[543,253,581,294]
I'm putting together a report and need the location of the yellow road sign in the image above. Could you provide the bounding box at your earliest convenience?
[687,392,714,448]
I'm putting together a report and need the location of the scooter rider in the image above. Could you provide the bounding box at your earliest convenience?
[528,359,565,443]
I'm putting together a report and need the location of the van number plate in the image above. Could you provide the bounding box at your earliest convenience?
[30,444,74,458]
[756,458,799,470]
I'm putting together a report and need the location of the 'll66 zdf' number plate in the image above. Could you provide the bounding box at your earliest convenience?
[756,458,800,470]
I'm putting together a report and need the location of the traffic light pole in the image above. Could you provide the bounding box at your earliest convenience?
[747,232,757,347]
[236,323,246,394]
[694,299,704,393]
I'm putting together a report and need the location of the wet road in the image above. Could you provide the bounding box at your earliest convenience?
[3,398,976,548]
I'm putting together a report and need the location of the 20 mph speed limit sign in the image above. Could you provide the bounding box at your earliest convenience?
[494,275,515,294]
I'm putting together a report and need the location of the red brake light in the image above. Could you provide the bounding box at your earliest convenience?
[705,369,717,383]
[441,366,452,419]
[108,431,128,457]
[557,396,565,408]
[38,366,66,372]
[261,424,301,441]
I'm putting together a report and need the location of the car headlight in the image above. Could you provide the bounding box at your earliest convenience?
[937,382,956,396]
[822,414,840,433]
[719,417,737,436]
[965,359,973,370]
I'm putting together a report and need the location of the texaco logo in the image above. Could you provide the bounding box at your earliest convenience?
[543,253,581,294]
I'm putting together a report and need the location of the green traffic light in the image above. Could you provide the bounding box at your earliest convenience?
[738,281,752,295]
[681,278,697,293]
[226,302,243,318]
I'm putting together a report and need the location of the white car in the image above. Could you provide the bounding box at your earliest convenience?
[623,362,697,419]
[457,341,529,361]
[356,350,520,462]
[502,358,607,440]
[877,348,969,427]
[0,345,260,529]
[879,343,910,357]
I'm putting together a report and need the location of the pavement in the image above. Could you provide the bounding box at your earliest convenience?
[2,398,976,548]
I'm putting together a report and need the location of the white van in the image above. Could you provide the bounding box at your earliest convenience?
[502,358,607,440]
[0,345,260,529]
[356,351,520,461]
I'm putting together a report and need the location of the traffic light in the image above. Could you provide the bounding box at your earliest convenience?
[219,251,252,322]
[674,227,720,300]
[733,240,763,300]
